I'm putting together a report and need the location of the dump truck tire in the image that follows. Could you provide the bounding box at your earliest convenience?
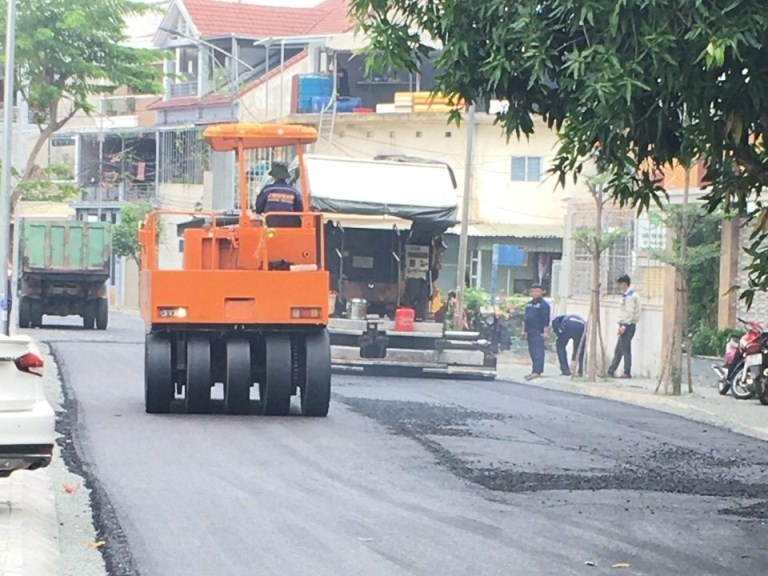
[96,298,108,330]
[18,297,30,328]
[30,301,43,328]
[83,302,95,330]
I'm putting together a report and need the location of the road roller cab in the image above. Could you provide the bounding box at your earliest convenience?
[139,123,331,417]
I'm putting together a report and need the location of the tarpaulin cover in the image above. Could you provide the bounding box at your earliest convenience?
[303,155,459,226]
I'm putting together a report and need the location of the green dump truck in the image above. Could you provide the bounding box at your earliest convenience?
[18,220,112,330]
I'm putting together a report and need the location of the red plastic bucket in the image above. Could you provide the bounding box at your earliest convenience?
[394,307,415,331]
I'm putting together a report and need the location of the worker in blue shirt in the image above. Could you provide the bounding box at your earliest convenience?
[551,314,586,376]
[522,283,550,380]
[254,163,303,227]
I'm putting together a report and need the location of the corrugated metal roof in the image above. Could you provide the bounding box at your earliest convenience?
[445,222,564,239]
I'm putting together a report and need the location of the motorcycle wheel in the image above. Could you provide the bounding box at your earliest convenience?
[756,375,768,406]
[731,363,755,400]
[718,374,731,395]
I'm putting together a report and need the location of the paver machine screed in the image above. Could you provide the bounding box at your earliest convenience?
[139,123,331,416]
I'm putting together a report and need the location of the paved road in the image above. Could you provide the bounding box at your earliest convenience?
[28,313,768,575]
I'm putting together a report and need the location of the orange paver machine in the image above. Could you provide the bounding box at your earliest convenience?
[139,123,331,417]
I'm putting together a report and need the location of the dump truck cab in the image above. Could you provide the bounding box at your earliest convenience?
[139,123,331,416]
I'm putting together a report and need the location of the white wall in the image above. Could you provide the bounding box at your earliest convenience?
[313,114,590,226]
[558,296,663,378]
[473,123,580,225]
[239,57,312,123]
[156,181,207,270]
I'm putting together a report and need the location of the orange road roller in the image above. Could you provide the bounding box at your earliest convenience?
[139,123,331,416]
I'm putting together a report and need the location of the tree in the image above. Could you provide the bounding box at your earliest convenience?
[113,203,152,265]
[572,173,627,382]
[1,162,81,202]
[1,0,163,206]
[651,194,721,395]
[351,0,768,297]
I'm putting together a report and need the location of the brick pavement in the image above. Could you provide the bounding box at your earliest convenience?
[0,469,59,576]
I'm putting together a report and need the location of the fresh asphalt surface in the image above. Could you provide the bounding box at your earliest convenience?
[25,312,768,575]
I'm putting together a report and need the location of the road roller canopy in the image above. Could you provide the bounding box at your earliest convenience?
[204,123,318,151]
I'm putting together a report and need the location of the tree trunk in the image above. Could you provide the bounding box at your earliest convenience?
[671,267,684,395]
[597,308,607,376]
[684,279,693,394]
[11,98,75,209]
[574,320,588,379]
[585,185,604,382]
[587,250,600,381]
[673,167,692,395]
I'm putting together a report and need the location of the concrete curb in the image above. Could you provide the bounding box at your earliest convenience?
[0,467,59,576]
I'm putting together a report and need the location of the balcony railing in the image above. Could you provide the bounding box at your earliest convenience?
[81,182,157,203]
[0,105,21,123]
[99,96,136,117]
[169,81,198,98]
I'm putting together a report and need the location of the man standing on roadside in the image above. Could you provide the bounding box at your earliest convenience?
[551,313,586,376]
[522,283,550,380]
[608,274,641,378]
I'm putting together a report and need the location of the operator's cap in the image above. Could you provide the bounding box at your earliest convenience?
[269,163,291,180]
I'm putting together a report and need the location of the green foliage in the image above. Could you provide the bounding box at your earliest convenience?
[690,324,742,357]
[463,287,489,327]
[649,206,721,271]
[351,0,768,293]
[686,213,722,334]
[7,0,163,121]
[113,203,152,264]
[649,204,721,331]
[494,294,528,337]
[1,162,81,202]
[573,226,627,254]
[1,0,164,205]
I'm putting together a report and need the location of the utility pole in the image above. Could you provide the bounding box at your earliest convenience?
[454,103,476,330]
[97,127,104,221]
[0,0,17,335]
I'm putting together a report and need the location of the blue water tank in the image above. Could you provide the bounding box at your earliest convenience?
[310,96,364,113]
[297,75,334,113]
[335,97,362,113]
[311,96,333,112]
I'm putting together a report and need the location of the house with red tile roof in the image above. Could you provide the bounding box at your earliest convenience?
[149,0,358,125]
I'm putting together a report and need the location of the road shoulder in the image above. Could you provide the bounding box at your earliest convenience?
[0,344,108,576]
[0,468,59,576]
[497,352,768,442]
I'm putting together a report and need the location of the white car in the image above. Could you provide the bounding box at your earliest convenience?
[0,333,54,477]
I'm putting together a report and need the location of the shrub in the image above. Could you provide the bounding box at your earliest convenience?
[690,322,742,357]
[463,287,489,327]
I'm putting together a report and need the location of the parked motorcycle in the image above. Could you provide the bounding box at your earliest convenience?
[474,307,511,354]
[713,334,741,395]
[712,318,764,400]
[751,329,768,406]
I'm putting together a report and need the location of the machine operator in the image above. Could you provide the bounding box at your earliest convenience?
[254,163,303,226]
